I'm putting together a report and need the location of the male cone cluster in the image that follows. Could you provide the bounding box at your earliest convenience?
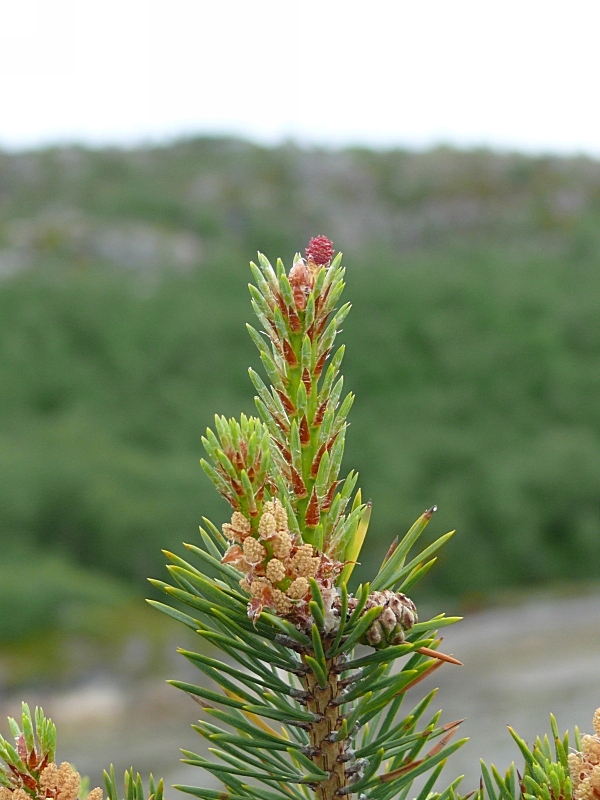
[569,708,600,800]
[0,712,102,800]
[221,498,343,624]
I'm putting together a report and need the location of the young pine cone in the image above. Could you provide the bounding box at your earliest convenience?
[359,590,418,649]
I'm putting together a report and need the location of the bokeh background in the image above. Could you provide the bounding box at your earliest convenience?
[1,0,600,794]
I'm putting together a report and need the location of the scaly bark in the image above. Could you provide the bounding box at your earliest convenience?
[300,642,349,800]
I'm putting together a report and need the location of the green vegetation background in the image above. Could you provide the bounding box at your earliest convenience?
[2,138,600,647]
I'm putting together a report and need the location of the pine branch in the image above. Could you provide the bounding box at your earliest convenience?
[7,234,597,800]
[150,238,464,800]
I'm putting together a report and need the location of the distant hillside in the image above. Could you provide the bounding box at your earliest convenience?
[1,139,599,275]
[1,139,600,641]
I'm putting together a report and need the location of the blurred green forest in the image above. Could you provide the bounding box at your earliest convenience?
[1,138,600,642]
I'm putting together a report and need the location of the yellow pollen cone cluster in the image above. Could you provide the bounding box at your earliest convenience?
[569,707,600,799]
[221,498,322,617]
[0,762,102,800]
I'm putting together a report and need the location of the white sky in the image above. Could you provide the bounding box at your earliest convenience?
[1,0,599,155]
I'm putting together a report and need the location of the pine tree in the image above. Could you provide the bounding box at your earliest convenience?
[1,237,591,800]
[149,237,466,800]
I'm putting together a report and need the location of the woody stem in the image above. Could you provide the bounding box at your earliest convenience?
[300,644,350,800]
